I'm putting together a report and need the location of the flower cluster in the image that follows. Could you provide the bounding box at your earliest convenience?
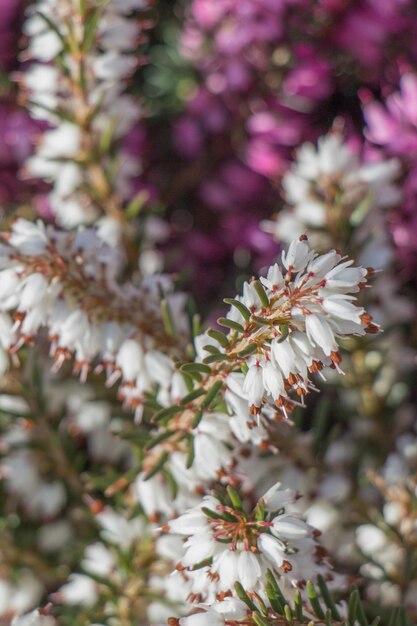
[263,133,401,255]
[219,238,376,419]
[0,1,416,626]
[22,0,153,228]
[166,483,325,601]
[0,218,188,419]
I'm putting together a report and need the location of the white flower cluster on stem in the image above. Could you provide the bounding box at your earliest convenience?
[0,216,378,624]
[0,218,188,421]
[22,0,153,228]
[165,483,327,601]
[262,132,401,255]
[137,234,377,496]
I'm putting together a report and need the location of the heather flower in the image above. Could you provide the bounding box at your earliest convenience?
[166,484,323,598]
[263,133,401,254]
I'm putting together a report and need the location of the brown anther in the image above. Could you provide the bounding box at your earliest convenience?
[309,360,323,373]
[288,373,298,386]
[12,311,25,322]
[313,529,322,537]
[38,604,53,616]
[282,560,293,573]
[188,593,203,603]
[85,495,105,515]
[176,562,186,572]
[104,476,128,496]
[360,312,373,325]
[366,323,380,334]
[299,234,308,241]
[315,545,328,561]
[168,618,180,625]
[330,351,342,365]
[218,591,232,601]
[250,404,261,415]
[161,523,170,533]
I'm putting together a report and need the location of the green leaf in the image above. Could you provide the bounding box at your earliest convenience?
[265,570,285,615]
[293,590,304,622]
[180,388,206,406]
[192,313,201,338]
[284,604,293,623]
[317,575,341,620]
[152,405,182,423]
[143,451,169,480]
[202,344,221,355]
[388,606,409,626]
[217,317,245,333]
[161,299,176,337]
[200,381,223,409]
[253,280,270,307]
[191,410,203,429]
[181,362,211,376]
[237,343,258,357]
[307,581,325,620]
[252,613,270,626]
[252,315,271,326]
[207,328,229,348]
[180,388,206,405]
[276,323,289,342]
[82,6,104,52]
[186,436,195,469]
[226,486,244,511]
[325,609,334,626]
[224,298,251,321]
[145,430,174,450]
[99,121,115,156]
[234,582,257,612]
[37,12,67,49]
[348,589,358,626]
[351,588,368,626]
[162,468,178,499]
[126,191,149,219]
[202,353,230,364]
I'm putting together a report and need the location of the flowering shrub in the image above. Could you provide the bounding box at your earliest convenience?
[0,2,416,626]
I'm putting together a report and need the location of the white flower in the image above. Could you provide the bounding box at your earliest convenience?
[116,339,144,381]
[282,239,314,272]
[9,220,48,255]
[305,314,337,356]
[271,514,312,540]
[179,611,224,626]
[57,574,98,606]
[96,509,144,549]
[257,533,286,568]
[167,486,323,598]
[18,274,49,311]
[243,364,264,408]
[92,52,137,81]
[11,610,55,626]
[262,359,285,401]
[260,263,284,292]
[262,482,297,511]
